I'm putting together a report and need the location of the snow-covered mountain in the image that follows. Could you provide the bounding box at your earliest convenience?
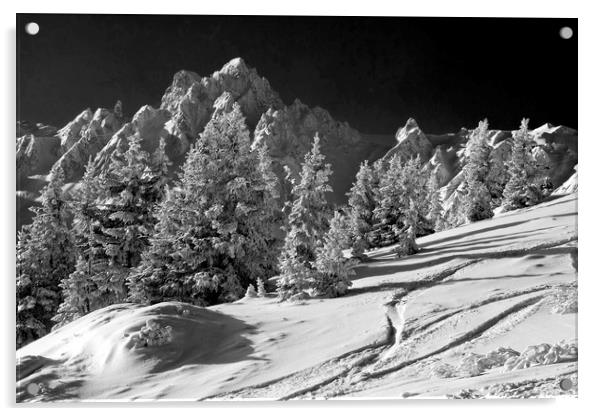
[15,57,579,401]
[16,57,578,230]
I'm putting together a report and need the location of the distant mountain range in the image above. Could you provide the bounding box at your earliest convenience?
[16,57,578,230]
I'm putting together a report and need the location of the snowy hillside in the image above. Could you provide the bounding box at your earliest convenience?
[16,193,577,401]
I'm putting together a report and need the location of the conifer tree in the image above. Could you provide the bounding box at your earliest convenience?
[405,157,431,234]
[285,135,333,250]
[277,135,333,300]
[462,119,493,222]
[347,161,377,258]
[53,160,102,326]
[427,169,445,232]
[277,226,316,300]
[314,212,358,297]
[373,154,404,236]
[254,140,285,271]
[373,154,423,255]
[150,137,171,201]
[256,277,267,297]
[245,284,258,298]
[129,104,281,305]
[396,200,419,257]
[485,150,510,207]
[502,118,553,210]
[16,166,75,347]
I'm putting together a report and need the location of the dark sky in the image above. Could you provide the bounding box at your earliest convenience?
[17,14,577,134]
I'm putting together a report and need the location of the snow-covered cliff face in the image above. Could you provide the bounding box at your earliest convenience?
[161,57,284,154]
[92,105,174,173]
[15,57,578,230]
[382,118,433,163]
[50,107,126,182]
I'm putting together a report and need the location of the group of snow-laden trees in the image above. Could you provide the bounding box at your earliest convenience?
[346,154,439,261]
[16,166,75,348]
[54,136,172,327]
[502,118,554,210]
[16,134,172,346]
[448,118,552,227]
[345,118,553,262]
[15,103,351,347]
[16,104,283,346]
[128,105,282,306]
[15,108,554,347]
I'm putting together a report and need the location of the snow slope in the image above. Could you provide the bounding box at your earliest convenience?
[16,194,578,402]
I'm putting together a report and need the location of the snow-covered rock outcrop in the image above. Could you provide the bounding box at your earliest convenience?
[383,118,433,163]
[57,109,94,150]
[161,57,284,154]
[93,105,173,172]
[51,107,125,182]
[16,134,62,179]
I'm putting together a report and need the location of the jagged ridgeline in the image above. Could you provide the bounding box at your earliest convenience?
[17,57,577,232]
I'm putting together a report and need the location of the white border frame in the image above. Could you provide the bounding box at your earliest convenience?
[2,1,600,415]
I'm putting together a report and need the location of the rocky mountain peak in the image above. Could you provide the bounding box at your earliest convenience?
[384,117,433,163]
[160,57,283,150]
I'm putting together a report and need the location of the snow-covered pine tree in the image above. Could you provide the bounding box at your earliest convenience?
[150,137,172,202]
[374,154,408,244]
[276,226,316,300]
[54,256,98,325]
[254,140,285,274]
[373,155,426,255]
[314,211,358,297]
[427,169,445,232]
[256,277,267,297]
[100,135,154,268]
[404,156,431,234]
[502,118,552,210]
[373,154,403,238]
[53,160,102,326]
[277,135,333,300]
[462,119,493,222]
[396,200,419,257]
[16,166,75,348]
[485,150,510,207]
[347,161,377,258]
[129,103,281,306]
[285,135,333,249]
[245,284,258,298]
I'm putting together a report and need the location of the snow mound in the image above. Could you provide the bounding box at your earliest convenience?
[17,302,254,401]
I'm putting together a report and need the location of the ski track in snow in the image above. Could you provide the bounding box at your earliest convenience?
[208,235,577,400]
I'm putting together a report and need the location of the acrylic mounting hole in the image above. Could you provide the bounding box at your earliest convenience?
[25,22,40,35]
[559,26,573,40]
